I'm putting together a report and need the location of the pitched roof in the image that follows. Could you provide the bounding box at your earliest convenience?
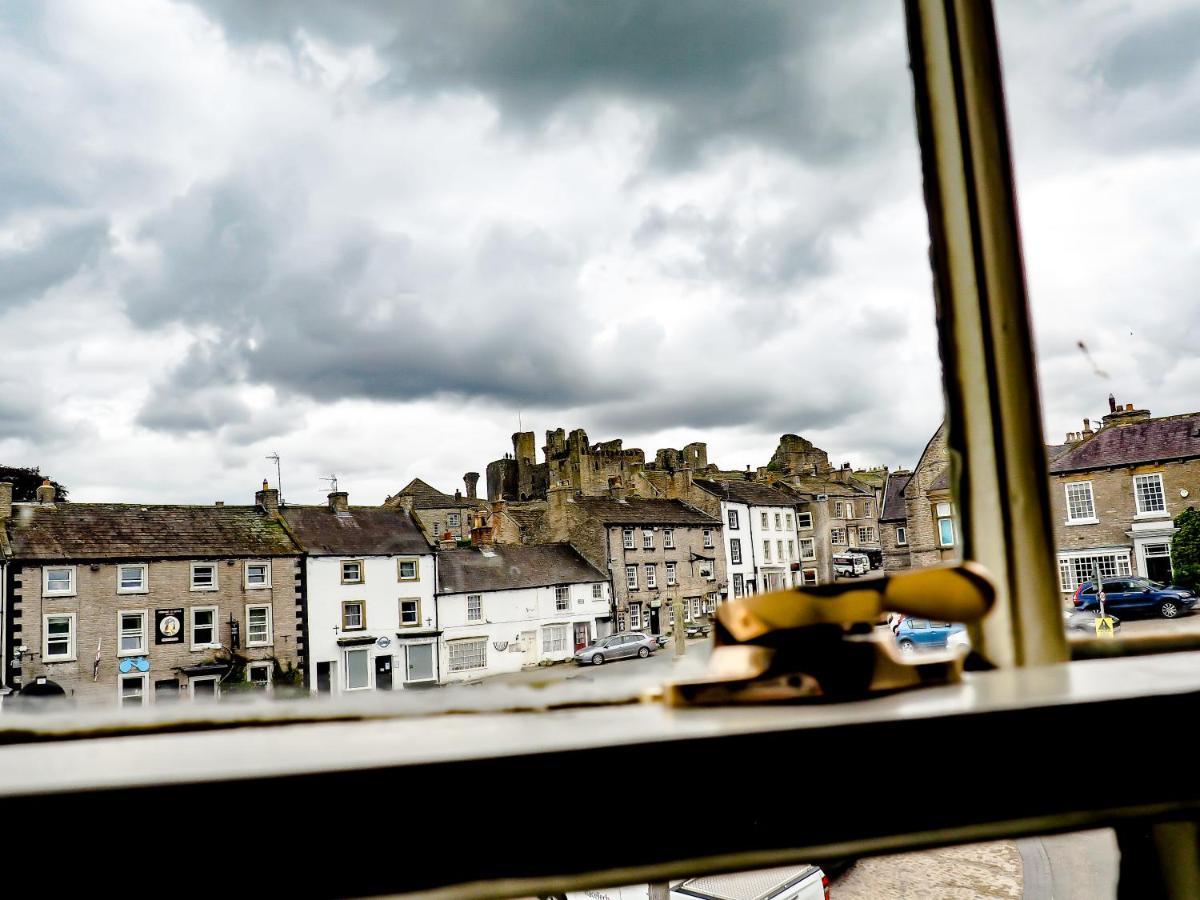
[393,478,484,510]
[693,478,800,508]
[569,495,719,526]
[281,505,431,556]
[1050,413,1200,474]
[784,475,873,497]
[498,501,547,532]
[5,503,297,560]
[438,543,606,594]
[880,473,911,522]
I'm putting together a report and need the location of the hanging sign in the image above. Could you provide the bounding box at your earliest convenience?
[156,608,184,644]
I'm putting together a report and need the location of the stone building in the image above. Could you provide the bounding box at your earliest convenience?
[2,481,303,706]
[535,488,724,635]
[386,475,489,546]
[894,423,958,570]
[486,431,550,502]
[879,469,913,572]
[1049,397,1200,594]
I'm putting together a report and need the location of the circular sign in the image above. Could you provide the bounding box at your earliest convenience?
[376,636,392,649]
[159,615,181,637]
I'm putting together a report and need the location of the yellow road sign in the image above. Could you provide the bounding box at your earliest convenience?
[1095,616,1116,638]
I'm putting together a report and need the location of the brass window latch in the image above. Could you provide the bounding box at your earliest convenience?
[664,563,995,706]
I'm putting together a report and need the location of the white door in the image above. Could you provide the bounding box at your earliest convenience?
[522,630,538,665]
[405,643,434,683]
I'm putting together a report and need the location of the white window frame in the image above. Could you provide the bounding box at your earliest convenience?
[935,501,955,548]
[629,602,642,630]
[190,562,218,591]
[623,528,635,549]
[897,526,908,546]
[802,568,819,586]
[341,559,365,584]
[864,501,872,517]
[42,565,76,597]
[1134,473,1167,517]
[397,558,420,581]
[467,594,483,621]
[341,600,365,631]
[858,526,874,544]
[727,509,739,529]
[730,538,742,565]
[403,641,438,684]
[763,540,772,562]
[797,512,813,530]
[190,606,220,650]
[800,538,816,560]
[244,561,272,589]
[666,562,677,586]
[447,638,487,673]
[830,528,846,545]
[448,513,461,529]
[1064,481,1098,524]
[626,565,638,590]
[777,540,784,561]
[786,514,794,530]
[43,613,76,662]
[116,563,148,595]
[119,672,150,706]
[664,528,675,549]
[245,604,272,647]
[399,598,421,627]
[834,501,844,518]
[542,624,569,654]
[787,540,796,560]
[644,564,657,589]
[344,647,371,690]
[703,529,714,549]
[699,560,715,581]
[555,586,570,611]
[1058,551,1134,593]
[774,513,782,530]
[117,609,148,657]
[592,583,603,599]
[642,529,654,550]
[247,661,273,692]
[733,573,744,597]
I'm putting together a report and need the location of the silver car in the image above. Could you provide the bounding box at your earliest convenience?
[573,632,658,665]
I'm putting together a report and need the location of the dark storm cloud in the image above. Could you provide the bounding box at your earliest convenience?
[127,174,631,429]
[190,0,909,170]
[1096,8,1200,91]
[0,218,109,309]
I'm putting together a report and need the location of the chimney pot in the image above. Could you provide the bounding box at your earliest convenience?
[1109,394,1117,413]
[464,472,480,500]
[328,491,349,513]
[255,481,280,514]
[35,479,56,504]
[215,500,224,507]
[1126,403,1134,412]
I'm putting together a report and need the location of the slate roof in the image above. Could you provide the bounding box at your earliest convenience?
[1050,414,1200,474]
[281,505,432,556]
[786,476,873,497]
[438,543,606,594]
[5,503,298,561]
[693,478,800,508]
[498,501,547,532]
[569,496,719,526]
[880,473,912,523]
[929,471,951,492]
[392,478,483,510]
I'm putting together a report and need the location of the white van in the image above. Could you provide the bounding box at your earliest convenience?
[565,864,828,900]
[833,552,869,578]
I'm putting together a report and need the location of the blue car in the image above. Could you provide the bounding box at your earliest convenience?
[894,618,966,653]
[1073,577,1196,619]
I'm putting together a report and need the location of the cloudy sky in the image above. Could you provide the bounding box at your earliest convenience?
[2,1,1198,505]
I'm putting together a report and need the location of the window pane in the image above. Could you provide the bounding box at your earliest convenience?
[346,650,369,689]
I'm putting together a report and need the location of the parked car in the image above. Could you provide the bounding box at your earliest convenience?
[652,633,668,648]
[1064,609,1122,632]
[833,552,869,578]
[685,622,712,639]
[894,618,966,652]
[1072,577,1197,619]
[573,632,658,665]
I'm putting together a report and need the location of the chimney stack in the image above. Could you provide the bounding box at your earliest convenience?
[35,479,56,504]
[215,500,225,507]
[1082,418,1094,437]
[328,491,349,513]
[255,479,280,514]
[0,481,11,520]
[464,472,480,500]
[1109,394,1117,413]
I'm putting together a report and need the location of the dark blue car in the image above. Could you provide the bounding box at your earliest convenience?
[894,618,966,653]
[1072,577,1196,619]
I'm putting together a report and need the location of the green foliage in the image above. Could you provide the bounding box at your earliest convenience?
[1171,507,1200,593]
[0,466,68,501]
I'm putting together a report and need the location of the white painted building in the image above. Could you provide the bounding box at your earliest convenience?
[694,479,820,598]
[283,493,438,694]
[436,543,610,683]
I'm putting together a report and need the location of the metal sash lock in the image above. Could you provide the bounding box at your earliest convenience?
[663,562,996,706]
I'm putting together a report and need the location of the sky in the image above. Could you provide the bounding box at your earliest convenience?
[2,0,1199,505]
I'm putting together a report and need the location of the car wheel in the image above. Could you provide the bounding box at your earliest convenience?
[899,640,915,653]
[1160,600,1180,619]
[592,653,605,666]
[638,646,649,658]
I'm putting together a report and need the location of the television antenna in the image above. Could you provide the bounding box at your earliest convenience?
[321,474,339,493]
[266,452,284,505]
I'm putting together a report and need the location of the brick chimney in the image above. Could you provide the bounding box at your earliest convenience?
[464,472,480,500]
[1102,397,1151,428]
[35,479,56,504]
[328,491,349,513]
[255,480,280,514]
[0,481,11,520]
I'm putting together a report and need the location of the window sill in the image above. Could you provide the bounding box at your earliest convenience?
[1134,511,1169,520]
[246,642,273,649]
[245,584,273,590]
[42,592,76,598]
[43,657,76,664]
[116,589,149,595]
[1065,518,1099,526]
[117,650,147,658]
[189,586,219,592]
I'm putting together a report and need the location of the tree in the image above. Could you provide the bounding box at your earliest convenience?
[0,465,68,502]
[1171,507,1200,593]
